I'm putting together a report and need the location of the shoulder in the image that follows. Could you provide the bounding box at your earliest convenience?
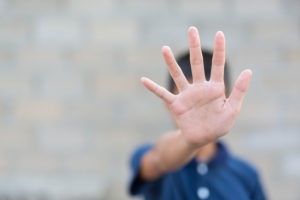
[228,156,258,177]
[217,141,259,178]
[226,155,261,188]
[227,155,267,199]
[216,141,260,185]
[228,156,258,175]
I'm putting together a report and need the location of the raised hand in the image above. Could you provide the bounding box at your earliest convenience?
[141,27,252,147]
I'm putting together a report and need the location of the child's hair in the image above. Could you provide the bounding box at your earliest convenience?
[167,49,231,96]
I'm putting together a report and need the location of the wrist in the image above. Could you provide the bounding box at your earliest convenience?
[178,128,215,150]
[175,130,201,152]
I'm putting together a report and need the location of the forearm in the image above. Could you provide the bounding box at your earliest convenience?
[140,130,199,181]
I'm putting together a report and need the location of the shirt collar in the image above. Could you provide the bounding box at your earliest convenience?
[207,141,229,167]
[189,141,230,169]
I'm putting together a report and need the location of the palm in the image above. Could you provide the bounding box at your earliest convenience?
[171,82,230,144]
[141,27,252,146]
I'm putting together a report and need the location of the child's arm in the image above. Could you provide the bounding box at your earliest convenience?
[139,27,252,181]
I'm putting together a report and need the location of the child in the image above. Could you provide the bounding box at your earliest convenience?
[128,26,266,200]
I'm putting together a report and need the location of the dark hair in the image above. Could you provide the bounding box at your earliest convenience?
[167,49,231,96]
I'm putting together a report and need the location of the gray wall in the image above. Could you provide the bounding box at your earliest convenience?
[0,0,299,199]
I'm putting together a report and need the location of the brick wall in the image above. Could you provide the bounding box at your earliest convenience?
[0,0,299,199]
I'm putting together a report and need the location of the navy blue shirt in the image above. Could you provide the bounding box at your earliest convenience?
[128,141,267,200]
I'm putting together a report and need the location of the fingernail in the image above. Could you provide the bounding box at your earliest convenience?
[216,31,224,37]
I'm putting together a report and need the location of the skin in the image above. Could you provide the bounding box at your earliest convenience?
[139,26,252,181]
[171,86,218,164]
[160,87,217,173]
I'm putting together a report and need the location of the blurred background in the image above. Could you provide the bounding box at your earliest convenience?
[0,0,299,199]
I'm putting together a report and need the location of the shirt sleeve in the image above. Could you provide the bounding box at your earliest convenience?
[128,144,163,196]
